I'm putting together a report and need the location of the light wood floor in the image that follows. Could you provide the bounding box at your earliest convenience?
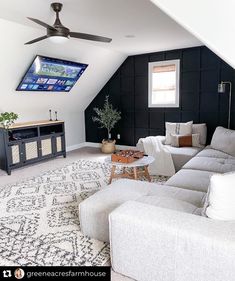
[0,146,135,281]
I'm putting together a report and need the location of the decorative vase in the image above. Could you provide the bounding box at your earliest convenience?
[101,139,116,154]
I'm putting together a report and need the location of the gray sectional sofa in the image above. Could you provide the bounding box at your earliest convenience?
[79,127,235,281]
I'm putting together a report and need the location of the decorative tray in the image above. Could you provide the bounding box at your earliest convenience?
[111,150,144,163]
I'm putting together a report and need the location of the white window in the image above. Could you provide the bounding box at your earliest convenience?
[148,59,180,108]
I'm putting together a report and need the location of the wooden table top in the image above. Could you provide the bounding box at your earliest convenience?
[0,120,63,129]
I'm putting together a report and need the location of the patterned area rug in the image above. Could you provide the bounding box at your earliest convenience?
[0,159,168,266]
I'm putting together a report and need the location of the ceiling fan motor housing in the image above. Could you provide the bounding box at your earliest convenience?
[51,3,63,13]
[49,2,69,38]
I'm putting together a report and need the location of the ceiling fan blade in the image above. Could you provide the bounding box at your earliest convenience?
[25,35,48,45]
[27,17,57,30]
[69,32,112,43]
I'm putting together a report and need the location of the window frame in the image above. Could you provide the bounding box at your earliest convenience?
[148,59,180,108]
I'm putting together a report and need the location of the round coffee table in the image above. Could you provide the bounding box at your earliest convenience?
[105,155,155,184]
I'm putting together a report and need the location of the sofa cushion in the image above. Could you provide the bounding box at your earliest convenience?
[165,121,193,145]
[211,127,235,157]
[196,146,234,159]
[203,172,235,220]
[166,169,213,193]
[136,196,202,215]
[183,156,235,173]
[192,123,207,145]
[164,145,203,171]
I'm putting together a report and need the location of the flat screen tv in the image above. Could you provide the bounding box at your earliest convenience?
[16,55,88,92]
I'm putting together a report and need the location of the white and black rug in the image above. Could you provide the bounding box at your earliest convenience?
[0,159,168,266]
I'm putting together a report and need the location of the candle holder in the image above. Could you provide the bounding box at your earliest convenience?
[55,111,58,121]
[49,110,52,121]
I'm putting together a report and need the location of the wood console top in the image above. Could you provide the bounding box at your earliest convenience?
[1,120,63,129]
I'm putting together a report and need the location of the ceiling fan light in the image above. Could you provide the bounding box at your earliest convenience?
[49,35,69,44]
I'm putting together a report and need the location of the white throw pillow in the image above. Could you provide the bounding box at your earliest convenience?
[211,127,235,157]
[203,172,235,220]
[170,133,202,147]
[192,123,207,145]
[165,121,193,145]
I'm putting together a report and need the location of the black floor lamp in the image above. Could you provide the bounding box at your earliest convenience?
[218,81,232,129]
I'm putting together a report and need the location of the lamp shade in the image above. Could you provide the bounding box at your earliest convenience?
[218,83,226,93]
[49,35,69,44]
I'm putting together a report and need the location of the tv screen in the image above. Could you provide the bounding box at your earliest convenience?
[16,55,88,92]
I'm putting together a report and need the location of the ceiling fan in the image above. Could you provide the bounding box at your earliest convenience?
[25,2,112,45]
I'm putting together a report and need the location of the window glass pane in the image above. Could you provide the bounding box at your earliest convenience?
[152,90,176,104]
[148,59,179,108]
[152,71,176,91]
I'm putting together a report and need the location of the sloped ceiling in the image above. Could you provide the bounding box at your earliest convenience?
[0,0,202,146]
[150,0,235,68]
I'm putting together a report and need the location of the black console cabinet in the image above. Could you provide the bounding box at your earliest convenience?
[0,120,66,175]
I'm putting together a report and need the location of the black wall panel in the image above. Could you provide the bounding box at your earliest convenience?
[85,46,235,146]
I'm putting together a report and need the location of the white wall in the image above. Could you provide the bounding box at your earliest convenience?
[0,18,126,148]
[151,0,235,68]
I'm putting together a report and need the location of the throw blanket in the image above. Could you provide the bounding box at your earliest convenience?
[137,136,175,176]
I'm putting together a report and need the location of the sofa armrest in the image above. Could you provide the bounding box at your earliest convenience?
[109,201,235,281]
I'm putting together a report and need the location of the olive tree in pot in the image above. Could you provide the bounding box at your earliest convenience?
[0,112,18,129]
[92,96,121,153]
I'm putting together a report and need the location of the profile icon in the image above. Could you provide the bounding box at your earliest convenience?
[14,268,25,279]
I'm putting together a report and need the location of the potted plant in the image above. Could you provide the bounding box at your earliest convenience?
[0,112,18,129]
[92,96,121,153]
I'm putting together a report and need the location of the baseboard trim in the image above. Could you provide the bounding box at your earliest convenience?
[83,142,101,148]
[66,143,86,152]
[84,142,136,150]
[115,144,137,150]
[66,142,136,152]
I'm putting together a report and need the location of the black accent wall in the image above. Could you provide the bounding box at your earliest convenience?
[85,46,235,145]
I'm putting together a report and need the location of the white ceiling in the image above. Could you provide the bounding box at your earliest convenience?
[0,0,201,55]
